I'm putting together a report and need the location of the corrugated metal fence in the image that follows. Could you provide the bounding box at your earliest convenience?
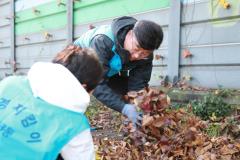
[0,0,239,88]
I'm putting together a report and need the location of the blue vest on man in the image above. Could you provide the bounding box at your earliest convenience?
[74,25,122,77]
[0,76,90,160]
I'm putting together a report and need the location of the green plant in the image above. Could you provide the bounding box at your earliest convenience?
[191,93,233,121]
[205,123,221,137]
[170,103,183,110]
[215,88,234,98]
[85,96,103,118]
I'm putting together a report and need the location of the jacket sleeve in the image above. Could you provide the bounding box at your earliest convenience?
[90,35,126,113]
[61,129,95,160]
[128,59,153,91]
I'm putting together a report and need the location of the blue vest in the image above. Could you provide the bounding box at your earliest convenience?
[0,76,90,160]
[74,25,122,77]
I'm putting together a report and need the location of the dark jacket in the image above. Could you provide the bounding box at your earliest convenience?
[91,16,153,112]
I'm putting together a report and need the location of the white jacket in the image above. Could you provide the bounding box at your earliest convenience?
[27,62,95,160]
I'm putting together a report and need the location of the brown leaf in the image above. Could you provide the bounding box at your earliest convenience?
[191,134,206,146]
[220,145,239,155]
[235,142,240,150]
[149,126,161,138]
[182,49,192,58]
[172,148,184,156]
[155,54,162,60]
[142,115,154,127]
[220,155,232,160]
[196,153,211,160]
[195,142,212,156]
[140,98,153,112]
[184,129,197,142]
[159,136,170,145]
[161,145,171,153]
[152,117,165,128]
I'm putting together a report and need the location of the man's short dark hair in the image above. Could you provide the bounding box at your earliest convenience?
[133,20,163,50]
[52,45,103,92]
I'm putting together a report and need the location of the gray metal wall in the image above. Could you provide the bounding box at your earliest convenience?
[180,0,240,88]
[0,0,11,78]
[0,0,240,89]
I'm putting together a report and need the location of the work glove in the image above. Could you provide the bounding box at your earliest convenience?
[122,104,142,128]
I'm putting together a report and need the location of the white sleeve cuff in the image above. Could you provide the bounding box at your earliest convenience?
[61,129,95,160]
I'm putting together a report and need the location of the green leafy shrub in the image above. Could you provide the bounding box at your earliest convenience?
[191,93,233,120]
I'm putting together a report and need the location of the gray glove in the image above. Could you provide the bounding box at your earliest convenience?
[122,104,139,127]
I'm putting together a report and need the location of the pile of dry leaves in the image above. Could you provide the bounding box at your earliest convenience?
[93,88,240,160]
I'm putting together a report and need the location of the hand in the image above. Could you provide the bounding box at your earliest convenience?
[122,104,142,128]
